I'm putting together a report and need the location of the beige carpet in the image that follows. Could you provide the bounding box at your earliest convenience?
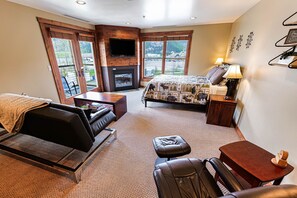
[0,89,240,198]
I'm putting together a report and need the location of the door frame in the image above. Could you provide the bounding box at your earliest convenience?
[37,17,103,104]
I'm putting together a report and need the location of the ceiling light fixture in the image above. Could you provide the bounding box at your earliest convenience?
[190,16,197,20]
[76,0,86,5]
[125,22,131,25]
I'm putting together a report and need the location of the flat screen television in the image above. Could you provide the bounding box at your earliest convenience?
[109,38,135,57]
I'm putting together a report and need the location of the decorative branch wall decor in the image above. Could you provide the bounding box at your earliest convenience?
[229,36,236,53]
[236,35,243,51]
[246,32,254,49]
[268,12,297,68]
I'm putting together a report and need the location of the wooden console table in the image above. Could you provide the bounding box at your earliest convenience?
[219,141,294,188]
[74,92,127,120]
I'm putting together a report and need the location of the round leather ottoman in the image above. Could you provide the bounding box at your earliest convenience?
[152,135,191,161]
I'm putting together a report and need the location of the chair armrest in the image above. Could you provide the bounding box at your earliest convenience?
[89,108,112,124]
[205,157,244,192]
[221,184,297,198]
[89,109,116,136]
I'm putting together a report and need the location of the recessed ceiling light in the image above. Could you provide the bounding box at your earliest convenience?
[190,16,197,20]
[125,22,131,25]
[76,0,86,5]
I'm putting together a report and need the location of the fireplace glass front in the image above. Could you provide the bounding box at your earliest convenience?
[113,70,134,90]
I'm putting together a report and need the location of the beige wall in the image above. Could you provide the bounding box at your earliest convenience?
[142,23,232,75]
[0,0,232,101]
[0,0,94,102]
[226,0,297,184]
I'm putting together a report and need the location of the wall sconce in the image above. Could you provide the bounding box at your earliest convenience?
[223,64,243,100]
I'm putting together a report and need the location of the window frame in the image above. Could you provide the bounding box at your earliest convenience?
[140,30,193,80]
[37,17,103,104]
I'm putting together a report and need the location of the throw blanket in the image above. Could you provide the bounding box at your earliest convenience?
[0,93,51,133]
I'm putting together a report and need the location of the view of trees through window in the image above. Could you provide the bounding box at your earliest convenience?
[79,41,98,91]
[165,40,187,75]
[143,40,188,77]
[144,41,163,77]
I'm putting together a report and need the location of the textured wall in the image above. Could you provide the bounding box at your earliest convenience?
[226,0,297,184]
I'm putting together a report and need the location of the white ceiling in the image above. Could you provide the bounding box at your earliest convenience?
[8,0,261,28]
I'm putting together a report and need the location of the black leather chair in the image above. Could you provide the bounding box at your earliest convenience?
[153,157,297,198]
[19,102,116,152]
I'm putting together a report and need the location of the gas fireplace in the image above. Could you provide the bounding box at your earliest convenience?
[113,70,134,91]
[101,65,139,92]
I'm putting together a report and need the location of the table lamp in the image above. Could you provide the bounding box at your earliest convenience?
[223,64,243,100]
[215,58,224,66]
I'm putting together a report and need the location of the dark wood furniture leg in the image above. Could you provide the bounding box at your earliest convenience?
[273,177,284,185]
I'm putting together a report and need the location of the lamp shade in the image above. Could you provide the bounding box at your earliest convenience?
[223,64,243,79]
[215,58,224,65]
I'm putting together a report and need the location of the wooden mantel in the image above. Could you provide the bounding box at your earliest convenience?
[95,25,140,67]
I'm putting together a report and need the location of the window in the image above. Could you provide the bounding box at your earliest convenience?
[79,41,99,91]
[141,31,193,79]
[143,41,163,77]
[52,38,82,98]
[165,40,188,75]
[38,17,102,104]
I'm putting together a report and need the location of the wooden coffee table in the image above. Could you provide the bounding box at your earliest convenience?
[74,92,127,120]
[219,141,294,188]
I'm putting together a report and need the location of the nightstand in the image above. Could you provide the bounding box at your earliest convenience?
[206,95,237,127]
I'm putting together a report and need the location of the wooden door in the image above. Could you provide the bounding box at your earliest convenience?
[38,18,103,104]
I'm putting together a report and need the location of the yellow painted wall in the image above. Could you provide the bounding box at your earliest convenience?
[0,0,93,102]
[142,23,232,75]
[226,0,297,184]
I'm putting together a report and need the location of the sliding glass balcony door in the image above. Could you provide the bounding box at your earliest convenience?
[38,18,102,104]
[52,38,82,98]
[51,37,100,104]
[79,41,98,91]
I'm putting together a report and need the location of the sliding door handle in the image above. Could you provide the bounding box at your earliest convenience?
[81,66,85,77]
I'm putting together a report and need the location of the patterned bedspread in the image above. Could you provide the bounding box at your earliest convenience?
[142,75,210,105]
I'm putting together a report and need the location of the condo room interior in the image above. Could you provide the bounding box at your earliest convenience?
[0,0,297,197]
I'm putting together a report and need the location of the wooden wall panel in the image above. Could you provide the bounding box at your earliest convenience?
[95,25,140,67]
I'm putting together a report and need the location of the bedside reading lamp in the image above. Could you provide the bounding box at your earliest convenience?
[223,65,243,100]
[215,58,224,66]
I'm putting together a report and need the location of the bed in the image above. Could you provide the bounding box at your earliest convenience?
[142,66,229,108]
[142,74,227,108]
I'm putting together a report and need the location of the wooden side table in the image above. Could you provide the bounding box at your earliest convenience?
[219,141,294,188]
[74,92,127,120]
[206,95,237,127]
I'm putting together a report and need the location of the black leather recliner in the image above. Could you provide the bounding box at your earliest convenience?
[153,157,297,198]
[19,103,116,152]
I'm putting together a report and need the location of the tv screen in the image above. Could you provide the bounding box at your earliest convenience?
[109,38,135,57]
